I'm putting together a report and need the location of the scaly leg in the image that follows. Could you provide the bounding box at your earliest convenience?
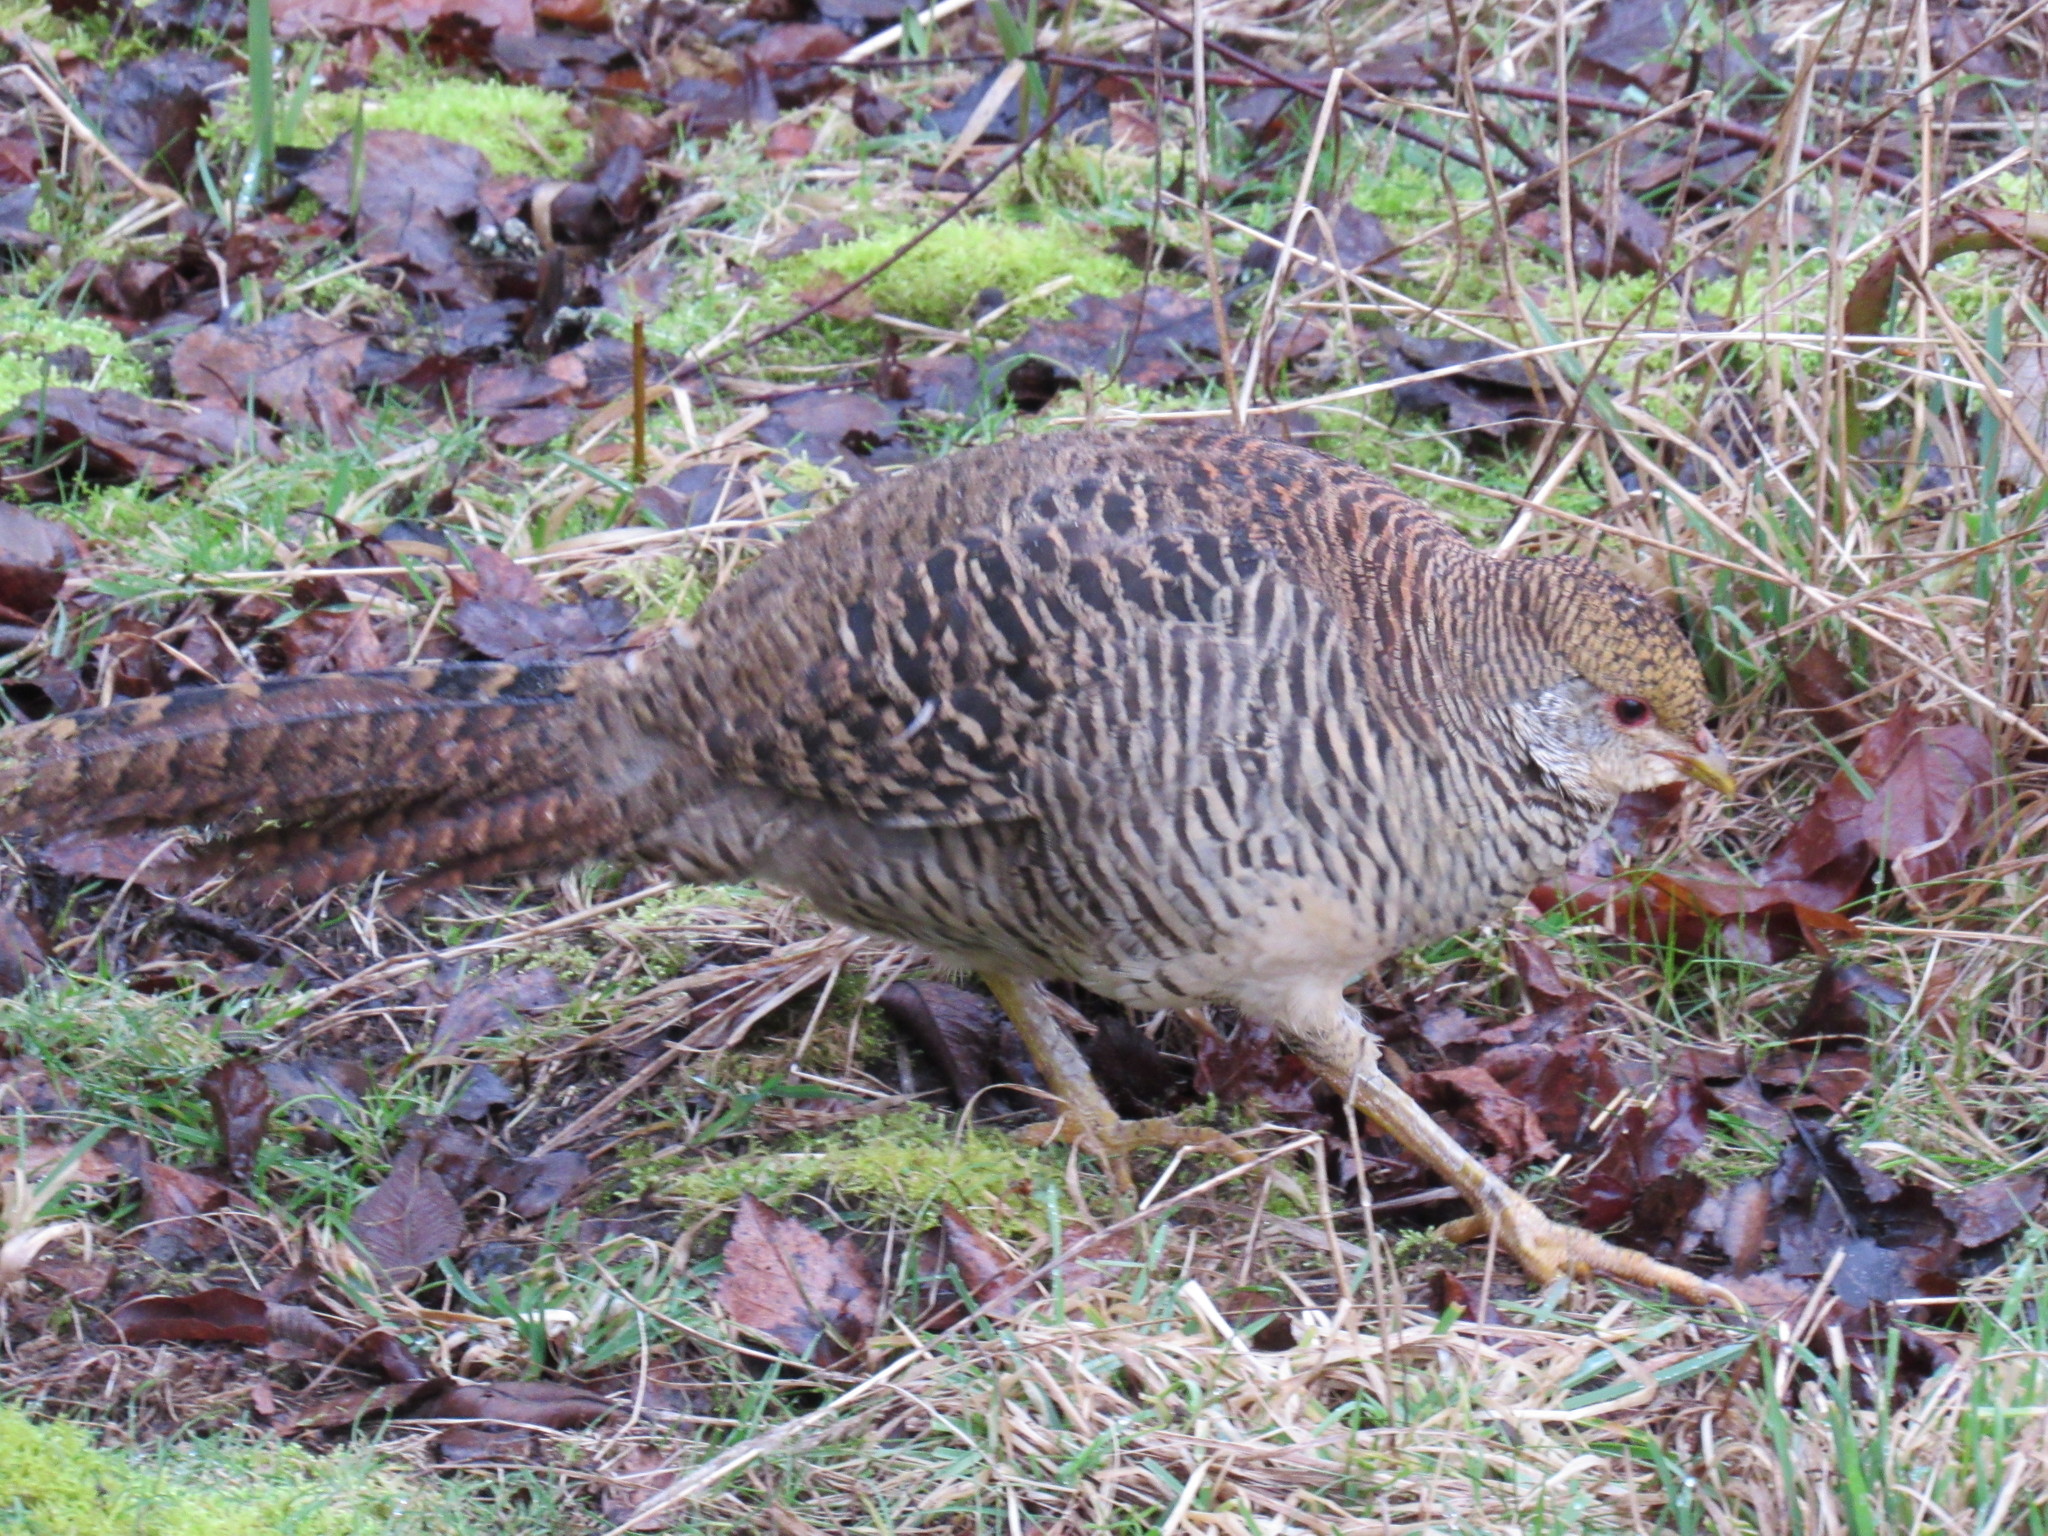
[1281,990,1739,1308]
[981,973,1251,1192]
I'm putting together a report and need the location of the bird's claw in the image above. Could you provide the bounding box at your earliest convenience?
[1440,1199,1743,1309]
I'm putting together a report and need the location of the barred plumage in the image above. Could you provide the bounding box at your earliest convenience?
[0,429,1737,1303]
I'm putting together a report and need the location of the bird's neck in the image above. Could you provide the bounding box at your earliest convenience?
[1344,532,1569,730]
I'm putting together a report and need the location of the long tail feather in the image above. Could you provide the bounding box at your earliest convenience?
[0,657,666,905]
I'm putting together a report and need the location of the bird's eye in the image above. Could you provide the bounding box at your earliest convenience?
[1611,697,1651,728]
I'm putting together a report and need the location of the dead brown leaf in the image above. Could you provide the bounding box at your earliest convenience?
[876,979,1044,1116]
[135,1160,243,1263]
[407,1378,616,1428]
[0,505,79,625]
[1784,643,1866,743]
[351,1144,465,1284]
[1413,1064,1556,1167]
[929,1204,1035,1323]
[111,1287,270,1345]
[717,1192,879,1368]
[2,388,278,489]
[297,131,493,305]
[198,1057,271,1185]
[1935,1173,2045,1248]
[274,0,533,41]
[170,313,367,440]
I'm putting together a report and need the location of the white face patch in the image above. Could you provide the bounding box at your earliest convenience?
[1510,678,1690,805]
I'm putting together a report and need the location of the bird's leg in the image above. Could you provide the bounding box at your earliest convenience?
[980,974,1252,1193]
[1285,996,1738,1308]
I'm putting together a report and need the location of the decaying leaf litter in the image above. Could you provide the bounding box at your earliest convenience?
[0,0,2044,1529]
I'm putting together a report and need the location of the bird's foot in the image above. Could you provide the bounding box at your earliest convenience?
[1439,1198,1741,1309]
[1018,1111,1253,1192]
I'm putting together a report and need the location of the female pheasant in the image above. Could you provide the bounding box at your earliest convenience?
[0,430,1737,1301]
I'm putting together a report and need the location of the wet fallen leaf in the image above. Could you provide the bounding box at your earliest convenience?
[0,908,44,995]
[1413,1065,1556,1166]
[170,313,368,440]
[263,1055,371,1140]
[1773,1126,1958,1308]
[414,1121,492,1198]
[633,461,754,531]
[447,1064,517,1121]
[1576,0,1687,94]
[763,219,857,262]
[1935,1173,2045,1249]
[445,541,547,605]
[850,85,909,137]
[1005,287,1317,401]
[1240,196,1406,284]
[1384,334,1556,441]
[933,1204,1035,1320]
[1790,963,1908,1043]
[1784,642,1866,743]
[0,1056,71,1117]
[0,1138,116,1183]
[111,1287,269,1345]
[79,52,232,190]
[274,0,535,42]
[1191,1015,1331,1129]
[1469,1018,1616,1151]
[135,1160,240,1262]
[351,1144,466,1284]
[1568,1078,1710,1235]
[1429,1270,1509,1330]
[1850,704,1998,895]
[408,1378,615,1429]
[2,388,278,489]
[0,505,79,626]
[926,64,1112,144]
[718,1192,879,1368]
[278,599,388,676]
[746,23,858,108]
[766,121,815,161]
[453,593,636,662]
[756,390,901,471]
[484,1149,589,1219]
[665,70,777,140]
[297,131,493,306]
[491,31,637,90]
[876,979,1044,1116]
[198,1058,272,1185]
[427,966,568,1057]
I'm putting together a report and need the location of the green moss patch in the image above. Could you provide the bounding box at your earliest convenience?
[0,299,145,418]
[634,1108,1044,1230]
[295,80,587,176]
[0,1408,424,1536]
[772,217,1143,331]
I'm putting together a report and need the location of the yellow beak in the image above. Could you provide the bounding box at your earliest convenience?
[1660,733,1738,797]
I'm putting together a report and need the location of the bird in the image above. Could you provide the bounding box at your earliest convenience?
[0,429,1738,1302]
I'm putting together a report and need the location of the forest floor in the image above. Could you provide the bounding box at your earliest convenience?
[0,0,2045,1531]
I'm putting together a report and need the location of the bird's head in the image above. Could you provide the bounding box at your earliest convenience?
[1513,558,1736,804]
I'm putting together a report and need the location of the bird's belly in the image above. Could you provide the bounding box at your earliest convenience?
[1044,809,1576,1013]
[1062,877,1386,1011]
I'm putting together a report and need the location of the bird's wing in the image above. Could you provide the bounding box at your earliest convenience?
[697,518,1315,830]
